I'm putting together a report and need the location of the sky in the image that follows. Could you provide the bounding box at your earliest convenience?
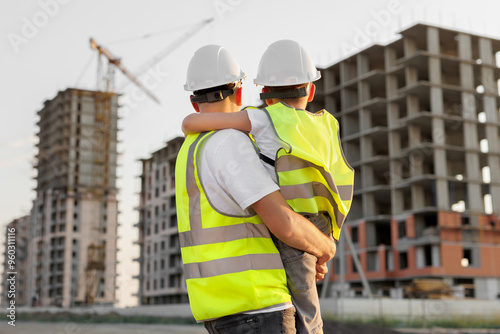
[1,0,500,308]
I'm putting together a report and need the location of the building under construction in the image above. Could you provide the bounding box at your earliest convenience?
[134,23,499,304]
[309,23,500,300]
[28,88,119,307]
[134,137,186,305]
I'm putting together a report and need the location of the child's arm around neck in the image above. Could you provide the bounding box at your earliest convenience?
[182,110,252,135]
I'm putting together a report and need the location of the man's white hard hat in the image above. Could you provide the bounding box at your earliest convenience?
[254,39,321,87]
[184,45,245,91]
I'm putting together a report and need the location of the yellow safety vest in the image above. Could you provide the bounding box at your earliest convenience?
[175,131,291,322]
[256,102,354,240]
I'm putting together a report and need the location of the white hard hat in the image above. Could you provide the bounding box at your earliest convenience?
[184,45,245,91]
[254,40,321,87]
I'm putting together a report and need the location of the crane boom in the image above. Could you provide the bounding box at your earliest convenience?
[90,38,160,104]
[124,18,213,87]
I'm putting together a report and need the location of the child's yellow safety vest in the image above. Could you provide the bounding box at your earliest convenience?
[257,102,355,240]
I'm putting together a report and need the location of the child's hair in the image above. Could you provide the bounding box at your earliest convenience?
[265,83,310,104]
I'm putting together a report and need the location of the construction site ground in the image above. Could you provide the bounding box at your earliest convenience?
[3,321,500,334]
[0,320,397,334]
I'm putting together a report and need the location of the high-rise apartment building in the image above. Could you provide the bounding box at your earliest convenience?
[29,88,119,307]
[309,23,500,299]
[134,137,186,305]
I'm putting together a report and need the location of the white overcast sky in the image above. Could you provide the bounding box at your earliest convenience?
[1,0,500,307]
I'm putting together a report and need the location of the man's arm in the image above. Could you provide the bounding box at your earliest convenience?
[251,190,336,265]
[182,110,251,135]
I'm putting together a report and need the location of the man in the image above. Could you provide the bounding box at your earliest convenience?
[181,40,355,334]
[175,44,336,333]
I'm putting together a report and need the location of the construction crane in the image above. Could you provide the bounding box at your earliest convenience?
[119,17,213,91]
[90,17,213,103]
[82,19,213,306]
[90,37,160,104]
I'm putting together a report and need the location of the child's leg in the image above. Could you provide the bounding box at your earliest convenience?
[272,213,331,334]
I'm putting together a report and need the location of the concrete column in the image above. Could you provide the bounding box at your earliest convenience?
[467,156,483,213]
[403,37,417,56]
[360,108,372,131]
[488,155,500,214]
[484,95,499,124]
[385,47,397,69]
[432,245,441,267]
[409,124,424,178]
[360,134,372,158]
[388,100,403,215]
[405,67,418,86]
[433,152,450,209]
[357,53,369,75]
[411,185,425,209]
[483,93,500,213]
[406,95,420,115]
[416,246,425,268]
[340,88,349,110]
[358,81,370,103]
[362,165,374,188]
[479,38,494,65]
[461,91,482,212]
[387,102,400,128]
[363,193,376,218]
[458,33,472,60]
[481,67,496,95]
[428,33,449,209]
[427,27,440,54]
[409,124,421,148]
[391,188,404,215]
[365,222,376,247]
[386,75,398,99]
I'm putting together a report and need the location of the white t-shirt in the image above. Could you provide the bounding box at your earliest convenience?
[198,129,291,314]
[246,108,287,183]
[198,129,280,214]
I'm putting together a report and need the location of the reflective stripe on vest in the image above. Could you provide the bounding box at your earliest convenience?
[260,103,355,240]
[175,131,290,321]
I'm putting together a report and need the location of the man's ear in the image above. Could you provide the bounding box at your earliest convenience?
[236,87,243,107]
[190,96,200,113]
[307,84,316,102]
[262,87,274,106]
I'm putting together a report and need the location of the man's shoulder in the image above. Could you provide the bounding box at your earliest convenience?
[207,129,250,142]
[202,129,253,152]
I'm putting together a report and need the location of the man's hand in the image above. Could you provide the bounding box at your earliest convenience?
[316,262,328,281]
[252,191,338,261]
[317,237,336,265]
